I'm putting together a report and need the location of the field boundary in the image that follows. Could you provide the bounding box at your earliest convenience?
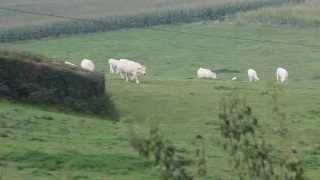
[0,0,288,42]
[0,48,118,119]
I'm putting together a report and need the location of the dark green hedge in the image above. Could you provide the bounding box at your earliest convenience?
[0,0,289,42]
[0,49,117,119]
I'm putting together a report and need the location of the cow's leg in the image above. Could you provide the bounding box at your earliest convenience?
[110,64,114,74]
[120,71,124,79]
[125,72,129,82]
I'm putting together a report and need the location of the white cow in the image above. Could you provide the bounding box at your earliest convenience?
[64,61,77,66]
[117,59,146,84]
[197,68,217,79]
[232,76,238,81]
[276,67,288,83]
[80,58,95,72]
[108,58,120,74]
[248,69,260,82]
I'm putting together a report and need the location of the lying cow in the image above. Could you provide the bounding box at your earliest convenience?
[276,67,288,84]
[80,58,95,72]
[197,68,217,79]
[117,59,146,84]
[248,69,259,82]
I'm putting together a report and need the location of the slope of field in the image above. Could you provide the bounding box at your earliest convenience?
[0,0,245,29]
[1,22,320,179]
[0,0,289,43]
[238,0,320,28]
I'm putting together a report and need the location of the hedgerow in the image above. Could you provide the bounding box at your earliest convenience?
[0,48,118,119]
[0,0,288,42]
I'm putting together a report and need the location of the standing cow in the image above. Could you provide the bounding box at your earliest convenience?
[117,59,146,84]
[276,67,288,84]
[108,58,120,74]
[248,69,259,82]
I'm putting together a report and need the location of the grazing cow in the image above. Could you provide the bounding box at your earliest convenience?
[117,59,146,84]
[197,68,217,79]
[248,69,259,82]
[108,58,120,74]
[80,58,95,72]
[276,67,288,83]
[232,76,238,81]
[64,61,77,66]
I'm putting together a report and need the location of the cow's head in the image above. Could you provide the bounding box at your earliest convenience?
[138,65,146,76]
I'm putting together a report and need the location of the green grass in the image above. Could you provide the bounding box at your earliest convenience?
[0,0,254,29]
[0,0,289,42]
[237,0,320,28]
[1,22,320,179]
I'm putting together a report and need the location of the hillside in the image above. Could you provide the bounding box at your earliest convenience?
[0,0,288,42]
[0,0,245,29]
[238,0,320,28]
[1,21,320,179]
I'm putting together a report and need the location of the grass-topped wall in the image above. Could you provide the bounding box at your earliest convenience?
[0,49,117,119]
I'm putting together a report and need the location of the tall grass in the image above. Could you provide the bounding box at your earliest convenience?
[0,0,288,42]
[238,0,320,28]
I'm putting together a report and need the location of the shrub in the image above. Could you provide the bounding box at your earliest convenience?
[218,92,306,180]
[0,48,117,119]
[128,122,193,180]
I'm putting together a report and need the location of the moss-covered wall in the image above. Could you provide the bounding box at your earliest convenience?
[0,49,116,118]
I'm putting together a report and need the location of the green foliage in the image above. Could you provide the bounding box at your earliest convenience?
[219,93,274,179]
[0,49,117,118]
[288,0,306,4]
[128,122,193,180]
[281,152,306,180]
[0,0,289,42]
[268,82,288,136]
[218,93,306,180]
[194,135,207,177]
[219,93,258,153]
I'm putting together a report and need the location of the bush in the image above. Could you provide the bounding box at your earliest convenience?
[218,92,306,180]
[128,122,193,180]
[0,48,117,119]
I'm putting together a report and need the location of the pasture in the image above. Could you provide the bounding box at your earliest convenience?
[1,20,320,179]
[238,0,320,28]
[0,0,244,29]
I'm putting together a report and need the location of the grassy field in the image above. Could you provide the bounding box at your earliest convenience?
[238,0,320,28]
[0,0,245,29]
[0,0,288,43]
[1,21,320,179]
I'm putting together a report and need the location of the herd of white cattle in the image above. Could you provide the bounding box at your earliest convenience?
[64,59,288,84]
[197,67,288,83]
